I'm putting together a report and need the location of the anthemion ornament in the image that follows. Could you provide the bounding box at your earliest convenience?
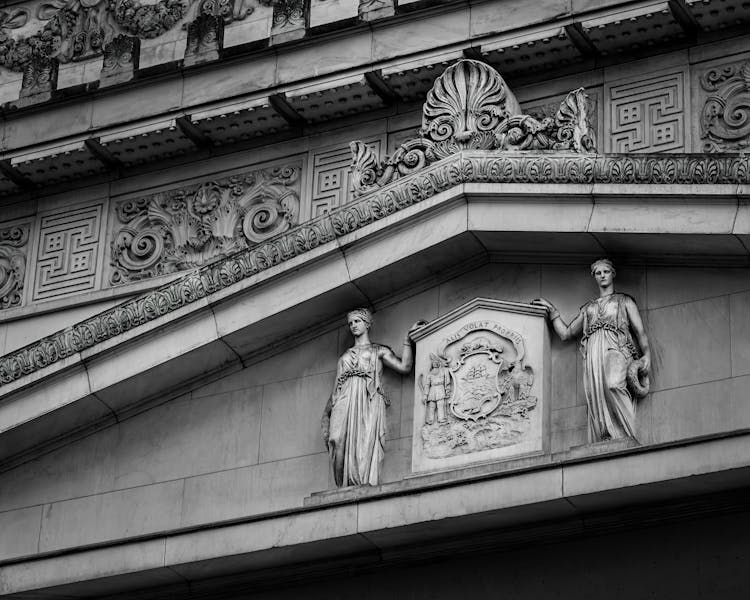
[349,58,596,196]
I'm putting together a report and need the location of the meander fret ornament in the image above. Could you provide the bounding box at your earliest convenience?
[411,299,549,474]
[533,259,651,443]
[350,58,596,196]
[322,309,425,487]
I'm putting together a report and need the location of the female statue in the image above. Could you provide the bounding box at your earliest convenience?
[533,259,651,442]
[323,308,425,487]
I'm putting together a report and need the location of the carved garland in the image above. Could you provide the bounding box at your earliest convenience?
[0,0,273,73]
[0,151,747,387]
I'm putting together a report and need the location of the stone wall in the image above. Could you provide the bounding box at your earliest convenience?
[0,260,748,562]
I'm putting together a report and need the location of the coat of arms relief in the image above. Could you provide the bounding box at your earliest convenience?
[411,299,549,473]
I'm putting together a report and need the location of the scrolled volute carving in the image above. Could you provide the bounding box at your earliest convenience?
[0,225,29,310]
[700,61,750,153]
[0,0,266,74]
[110,164,301,285]
[350,60,597,196]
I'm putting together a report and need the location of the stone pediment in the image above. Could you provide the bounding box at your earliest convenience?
[0,59,749,469]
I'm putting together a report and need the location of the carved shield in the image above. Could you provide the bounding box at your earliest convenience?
[445,336,505,421]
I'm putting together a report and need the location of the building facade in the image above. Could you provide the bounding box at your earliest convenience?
[0,0,750,597]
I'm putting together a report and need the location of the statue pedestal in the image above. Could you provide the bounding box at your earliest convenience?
[410,298,550,475]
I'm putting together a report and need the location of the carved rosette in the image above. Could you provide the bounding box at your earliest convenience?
[0,224,29,309]
[350,59,597,197]
[700,61,750,153]
[109,163,301,285]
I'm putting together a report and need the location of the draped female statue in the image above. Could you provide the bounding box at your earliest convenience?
[322,309,425,487]
[533,259,651,442]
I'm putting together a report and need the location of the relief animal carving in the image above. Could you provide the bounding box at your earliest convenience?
[110,164,301,284]
[350,59,596,197]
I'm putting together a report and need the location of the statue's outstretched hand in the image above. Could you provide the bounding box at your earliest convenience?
[530,298,553,312]
[407,320,428,340]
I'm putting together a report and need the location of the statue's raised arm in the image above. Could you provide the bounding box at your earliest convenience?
[532,259,651,442]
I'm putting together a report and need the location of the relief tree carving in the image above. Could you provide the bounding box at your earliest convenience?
[700,61,750,153]
[350,59,596,196]
[0,225,29,309]
[110,163,301,284]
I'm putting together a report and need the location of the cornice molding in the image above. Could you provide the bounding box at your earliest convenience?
[0,149,748,388]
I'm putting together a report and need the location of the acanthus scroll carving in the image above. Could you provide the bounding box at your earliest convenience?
[0,0,267,74]
[0,224,29,310]
[109,163,301,285]
[350,59,596,197]
[700,61,750,152]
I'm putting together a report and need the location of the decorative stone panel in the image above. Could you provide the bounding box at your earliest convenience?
[605,70,688,153]
[410,298,550,474]
[523,89,602,153]
[33,205,104,301]
[698,58,750,153]
[100,35,140,87]
[358,0,395,21]
[108,160,302,285]
[308,139,381,219]
[0,222,30,309]
[270,0,308,44]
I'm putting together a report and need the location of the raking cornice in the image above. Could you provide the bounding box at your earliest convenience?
[0,150,748,388]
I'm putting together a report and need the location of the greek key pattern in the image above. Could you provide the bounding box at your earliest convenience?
[33,206,102,300]
[310,141,381,219]
[1,152,747,386]
[607,71,686,153]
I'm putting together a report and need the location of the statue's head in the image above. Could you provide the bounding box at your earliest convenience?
[347,308,373,333]
[590,258,616,277]
[590,258,616,287]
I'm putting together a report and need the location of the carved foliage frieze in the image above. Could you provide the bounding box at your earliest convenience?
[0,223,30,310]
[109,162,302,285]
[0,0,264,74]
[350,59,596,196]
[700,60,750,153]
